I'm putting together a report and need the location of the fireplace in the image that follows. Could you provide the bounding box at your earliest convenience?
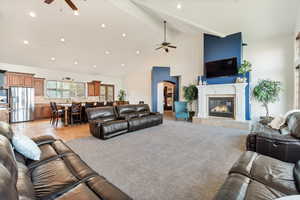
[208,97,235,118]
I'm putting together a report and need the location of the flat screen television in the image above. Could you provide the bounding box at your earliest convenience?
[204,57,238,78]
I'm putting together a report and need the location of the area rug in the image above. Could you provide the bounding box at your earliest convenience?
[67,120,248,200]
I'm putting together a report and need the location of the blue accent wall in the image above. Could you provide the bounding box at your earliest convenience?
[151,67,179,112]
[200,33,251,120]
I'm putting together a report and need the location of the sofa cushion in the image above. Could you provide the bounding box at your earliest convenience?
[0,164,18,200]
[86,107,117,121]
[17,162,35,200]
[213,173,286,200]
[0,121,14,141]
[128,117,149,131]
[135,104,150,113]
[294,161,300,193]
[230,151,298,195]
[0,135,17,183]
[287,112,300,138]
[116,105,137,119]
[101,120,128,135]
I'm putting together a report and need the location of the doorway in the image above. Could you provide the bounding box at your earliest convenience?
[157,81,176,119]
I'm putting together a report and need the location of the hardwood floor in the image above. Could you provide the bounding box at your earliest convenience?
[11,119,91,142]
[11,113,175,142]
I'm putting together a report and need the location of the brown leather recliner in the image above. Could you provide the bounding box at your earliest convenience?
[247,112,300,163]
[0,124,132,200]
[86,104,163,140]
[214,151,300,200]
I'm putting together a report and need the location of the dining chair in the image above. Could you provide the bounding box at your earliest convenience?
[69,102,82,125]
[50,102,64,127]
[174,101,189,121]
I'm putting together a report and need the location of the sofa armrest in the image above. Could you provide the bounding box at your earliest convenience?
[90,119,105,127]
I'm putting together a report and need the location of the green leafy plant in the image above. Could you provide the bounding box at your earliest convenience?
[183,84,198,111]
[238,60,252,77]
[118,89,126,101]
[252,79,282,117]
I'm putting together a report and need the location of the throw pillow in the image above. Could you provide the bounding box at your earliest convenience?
[12,134,41,161]
[268,116,285,130]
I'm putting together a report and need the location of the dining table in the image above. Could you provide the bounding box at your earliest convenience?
[57,102,96,126]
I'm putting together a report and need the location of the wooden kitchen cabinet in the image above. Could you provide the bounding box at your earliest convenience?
[87,81,101,96]
[5,72,35,88]
[34,104,51,120]
[34,78,45,96]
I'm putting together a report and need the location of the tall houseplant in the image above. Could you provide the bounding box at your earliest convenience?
[252,79,282,118]
[118,89,126,101]
[183,84,198,112]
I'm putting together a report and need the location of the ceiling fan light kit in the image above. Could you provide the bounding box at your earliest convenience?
[156,20,177,53]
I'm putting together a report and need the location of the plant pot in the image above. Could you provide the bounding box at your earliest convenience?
[189,111,195,122]
[259,116,274,125]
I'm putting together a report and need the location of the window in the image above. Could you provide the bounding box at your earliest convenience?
[100,84,115,101]
[46,80,86,98]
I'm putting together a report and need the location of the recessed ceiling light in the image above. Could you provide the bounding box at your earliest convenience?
[136,50,140,55]
[60,38,65,42]
[74,61,78,65]
[105,51,110,55]
[93,65,97,68]
[23,40,29,45]
[122,33,127,37]
[121,64,125,67]
[101,24,106,28]
[51,57,56,61]
[74,11,79,16]
[177,3,182,9]
[29,12,36,18]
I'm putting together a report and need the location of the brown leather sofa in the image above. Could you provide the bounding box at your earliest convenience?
[214,151,300,200]
[247,112,300,163]
[86,104,163,140]
[0,124,132,200]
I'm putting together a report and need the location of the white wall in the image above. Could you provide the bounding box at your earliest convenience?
[0,62,123,100]
[123,33,203,107]
[244,34,295,119]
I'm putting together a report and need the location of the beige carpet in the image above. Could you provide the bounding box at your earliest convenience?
[67,120,248,200]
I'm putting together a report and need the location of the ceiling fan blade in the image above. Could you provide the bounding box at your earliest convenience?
[165,48,169,53]
[155,46,163,50]
[44,0,55,4]
[65,0,78,10]
[168,45,177,49]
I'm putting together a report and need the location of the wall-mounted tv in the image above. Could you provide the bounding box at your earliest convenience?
[204,57,238,78]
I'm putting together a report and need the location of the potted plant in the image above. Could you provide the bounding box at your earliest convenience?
[118,89,126,101]
[183,84,198,119]
[252,79,282,124]
[238,60,252,82]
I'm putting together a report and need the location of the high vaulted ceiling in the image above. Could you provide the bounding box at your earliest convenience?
[0,0,299,77]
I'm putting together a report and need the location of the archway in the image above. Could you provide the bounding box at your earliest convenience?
[151,67,179,113]
[157,81,176,114]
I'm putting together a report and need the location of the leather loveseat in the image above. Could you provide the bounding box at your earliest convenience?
[0,123,132,200]
[86,104,163,140]
[247,112,300,163]
[214,151,300,200]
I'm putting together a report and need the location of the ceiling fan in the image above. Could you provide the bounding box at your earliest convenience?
[156,21,177,53]
[44,0,78,11]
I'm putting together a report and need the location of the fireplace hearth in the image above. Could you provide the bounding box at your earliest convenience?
[208,97,235,118]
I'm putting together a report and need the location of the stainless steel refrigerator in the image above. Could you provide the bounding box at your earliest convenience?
[9,87,35,123]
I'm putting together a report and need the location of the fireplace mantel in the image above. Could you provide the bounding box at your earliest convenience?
[197,83,248,121]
